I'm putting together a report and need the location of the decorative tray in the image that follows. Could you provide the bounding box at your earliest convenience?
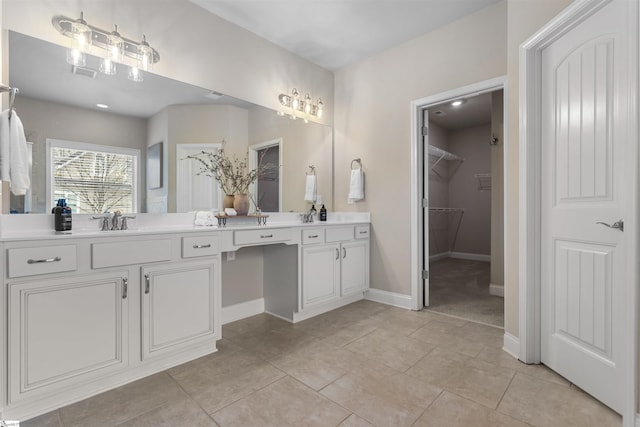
[214,214,269,226]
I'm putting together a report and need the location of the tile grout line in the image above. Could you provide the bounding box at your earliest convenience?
[409,389,445,427]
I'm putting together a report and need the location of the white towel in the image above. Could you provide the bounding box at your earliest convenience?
[0,110,31,195]
[348,169,364,204]
[194,210,214,226]
[304,175,316,202]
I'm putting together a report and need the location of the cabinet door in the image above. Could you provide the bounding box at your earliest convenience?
[301,244,340,309]
[341,240,369,296]
[8,272,129,404]
[141,259,219,360]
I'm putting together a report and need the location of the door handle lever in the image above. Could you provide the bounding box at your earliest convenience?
[596,220,624,231]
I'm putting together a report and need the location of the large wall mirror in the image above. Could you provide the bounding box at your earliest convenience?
[8,31,333,214]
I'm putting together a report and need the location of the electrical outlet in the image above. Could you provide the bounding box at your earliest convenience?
[316,194,322,205]
[226,251,236,261]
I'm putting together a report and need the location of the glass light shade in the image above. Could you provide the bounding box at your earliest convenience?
[317,99,324,118]
[291,88,300,110]
[128,66,143,82]
[107,25,124,61]
[70,12,91,52]
[99,57,117,75]
[304,94,311,114]
[66,47,86,67]
[138,36,153,71]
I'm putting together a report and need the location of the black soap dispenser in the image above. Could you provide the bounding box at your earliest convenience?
[320,204,327,221]
[52,198,72,231]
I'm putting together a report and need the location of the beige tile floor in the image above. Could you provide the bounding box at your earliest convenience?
[23,300,621,427]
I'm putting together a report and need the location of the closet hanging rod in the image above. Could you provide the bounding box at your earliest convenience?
[429,207,464,212]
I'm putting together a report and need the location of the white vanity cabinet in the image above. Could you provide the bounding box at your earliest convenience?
[298,224,370,316]
[141,259,220,360]
[7,270,129,405]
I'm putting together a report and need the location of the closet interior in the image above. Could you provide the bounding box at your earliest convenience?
[425,90,504,327]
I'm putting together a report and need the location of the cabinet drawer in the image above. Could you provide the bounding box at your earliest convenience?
[301,228,324,245]
[355,225,370,239]
[92,239,172,268]
[182,235,219,258]
[325,226,354,243]
[234,228,292,246]
[8,245,77,278]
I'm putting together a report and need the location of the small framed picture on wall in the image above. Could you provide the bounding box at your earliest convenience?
[148,142,163,189]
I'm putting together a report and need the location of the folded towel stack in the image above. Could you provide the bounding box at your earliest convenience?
[304,175,316,202]
[0,110,30,195]
[348,169,364,204]
[194,210,214,226]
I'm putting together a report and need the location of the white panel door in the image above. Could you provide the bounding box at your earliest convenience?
[540,0,631,413]
[341,240,369,296]
[176,144,221,213]
[301,244,340,309]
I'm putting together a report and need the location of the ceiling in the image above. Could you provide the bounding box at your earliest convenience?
[428,92,494,131]
[191,0,500,71]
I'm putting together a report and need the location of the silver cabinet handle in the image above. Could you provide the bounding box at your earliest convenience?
[260,234,273,238]
[308,234,318,238]
[596,220,624,231]
[359,231,368,235]
[343,247,347,258]
[144,273,150,294]
[122,277,128,299]
[193,244,212,249]
[335,248,339,260]
[27,256,61,264]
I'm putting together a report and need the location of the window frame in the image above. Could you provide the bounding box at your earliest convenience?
[46,138,140,214]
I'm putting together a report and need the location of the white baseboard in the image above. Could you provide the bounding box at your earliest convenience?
[221,298,265,324]
[429,251,451,262]
[503,332,520,359]
[365,288,413,309]
[489,283,504,297]
[450,251,491,262]
[635,413,640,427]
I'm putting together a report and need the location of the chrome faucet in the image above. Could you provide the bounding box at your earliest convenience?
[91,211,136,231]
[91,214,111,231]
[301,205,317,223]
[111,211,122,230]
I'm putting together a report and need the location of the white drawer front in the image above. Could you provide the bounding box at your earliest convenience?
[325,226,354,243]
[234,228,292,246]
[355,225,370,239]
[301,228,324,245]
[182,235,220,258]
[92,239,172,268]
[8,245,77,278]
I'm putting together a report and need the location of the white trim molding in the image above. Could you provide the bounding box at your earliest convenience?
[221,298,265,324]
[489,283,504,297]
[365,288,413,310]
[502,333,520,359]
[520,1,638,425]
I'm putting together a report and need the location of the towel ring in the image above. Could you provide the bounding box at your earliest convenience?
[306,165,316,176]
[8,87,18,119]
[351,158,362,170]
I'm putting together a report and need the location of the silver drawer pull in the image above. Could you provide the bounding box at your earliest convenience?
[260,234,273,238]
[144,273,150,294]
[193,244,212,249]
[308,235,318,238]
[27,256,61,264]
[359,231,368,234]
[122,277,128,299]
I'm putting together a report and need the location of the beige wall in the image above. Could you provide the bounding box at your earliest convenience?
[13,96,148,212]
[146,108,169,213]
[448,124,492,256]
[491,90,504,288]
[504,0,574,336]
[334,1,507,295]
[1,0,334,127]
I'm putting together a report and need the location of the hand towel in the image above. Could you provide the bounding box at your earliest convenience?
[304,175,316,202]
[348,169,364,204]
[194,210,214,226]
[0,110,30,195]
[9,112,30,195]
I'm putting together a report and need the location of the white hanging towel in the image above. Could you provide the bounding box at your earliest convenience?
[0,110,30,195]
[348,169,364,204]
[304,175,316,202]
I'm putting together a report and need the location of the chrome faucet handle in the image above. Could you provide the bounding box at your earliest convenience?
[91,214,111,231]
[120,215,136,230]
[111,211,122,230]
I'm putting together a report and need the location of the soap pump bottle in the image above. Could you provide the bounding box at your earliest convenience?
[320,204,327,221]
[52,198,72,231]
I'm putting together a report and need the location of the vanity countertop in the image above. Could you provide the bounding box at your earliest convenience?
[0,212,371,242]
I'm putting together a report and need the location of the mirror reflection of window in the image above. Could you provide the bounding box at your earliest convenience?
[46,139,139,214]
[249,138,282,213]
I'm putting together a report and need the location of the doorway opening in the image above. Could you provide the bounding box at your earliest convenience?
[423,90,504,327]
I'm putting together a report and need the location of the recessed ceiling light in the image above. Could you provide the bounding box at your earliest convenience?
[451,100,464,107]
[96,103,109,109]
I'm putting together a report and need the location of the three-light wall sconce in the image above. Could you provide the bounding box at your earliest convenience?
[278,88,323,123]
[52,12,160,82]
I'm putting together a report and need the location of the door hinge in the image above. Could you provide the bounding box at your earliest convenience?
[422,198,428,208]
[421,270,429,280]
[422,126,429,136]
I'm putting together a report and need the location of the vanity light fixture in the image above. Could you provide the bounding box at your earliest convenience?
[278,88,324,121]
[52,12,160,83]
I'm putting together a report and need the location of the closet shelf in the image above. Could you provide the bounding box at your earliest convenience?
[428,145,464,179]
[474,173,491,191]
[428,207,465,252]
